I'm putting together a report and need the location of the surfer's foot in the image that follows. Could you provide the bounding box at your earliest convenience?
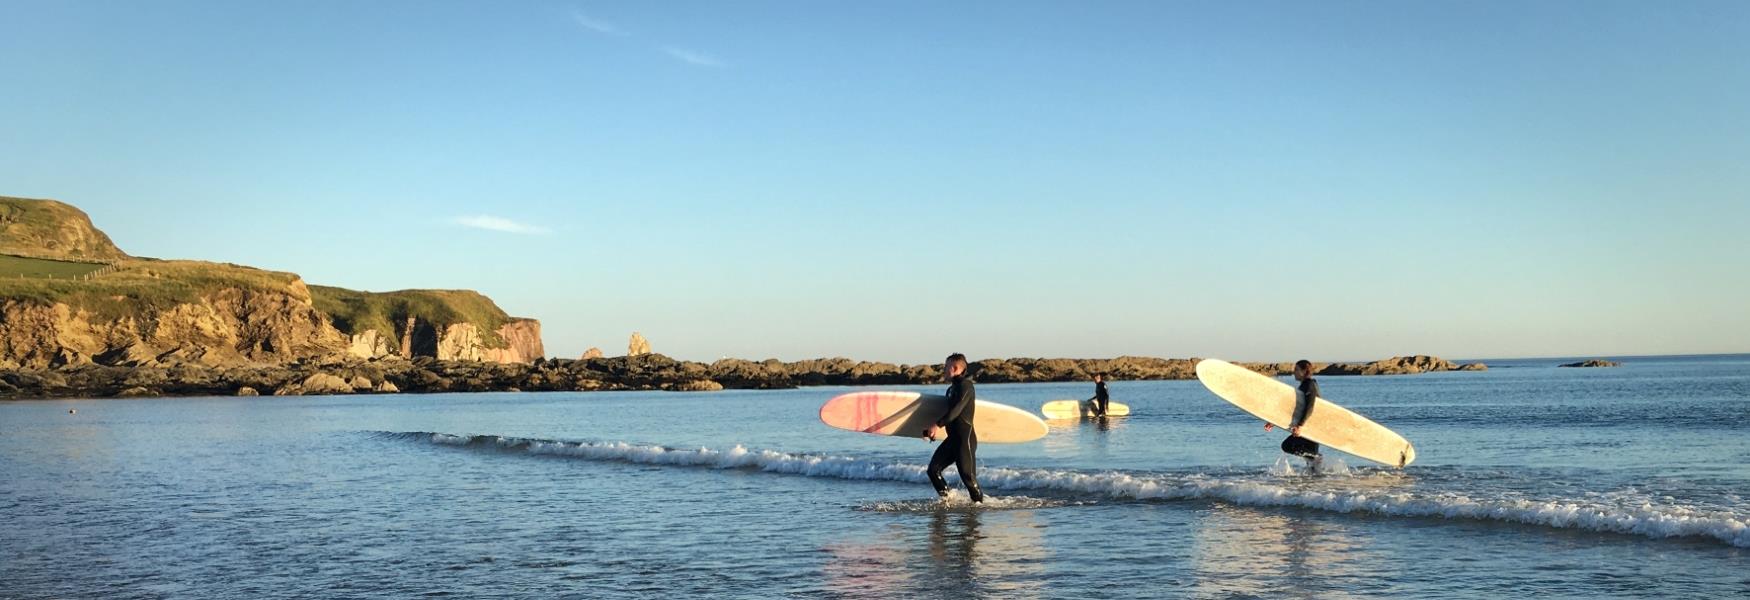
[967,487,984,504]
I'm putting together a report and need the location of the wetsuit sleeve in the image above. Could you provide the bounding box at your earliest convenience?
[939,379,975,427]
[1291,380,1318,428]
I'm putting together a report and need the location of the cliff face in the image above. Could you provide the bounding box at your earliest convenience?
[0,287,348,369]
[315,286,543,365]
[0,196,544,368]
[0,196,127,261]
[430,319,543,364]
[342,318,544,365]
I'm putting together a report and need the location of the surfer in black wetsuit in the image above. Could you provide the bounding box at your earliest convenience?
[1265,359,1322,465]
[924,353,983,503]
[1086,373,1111,417]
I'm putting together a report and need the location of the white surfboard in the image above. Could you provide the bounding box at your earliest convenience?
[1040,399,1131,419]
[1195,358,1416,467]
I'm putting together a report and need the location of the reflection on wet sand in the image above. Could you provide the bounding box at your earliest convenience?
[821,508,1048,599]
[1189,504,1378,599]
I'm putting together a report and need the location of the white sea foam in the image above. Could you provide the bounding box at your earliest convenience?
[405,432,1750,548]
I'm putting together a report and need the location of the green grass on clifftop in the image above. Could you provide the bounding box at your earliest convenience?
[309,286,512,346]
[0,259,308,320]
[0,255,109,279]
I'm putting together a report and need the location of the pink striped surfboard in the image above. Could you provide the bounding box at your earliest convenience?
[819,391,1048,443]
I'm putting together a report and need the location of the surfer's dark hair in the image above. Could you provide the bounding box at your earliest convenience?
[945,353,967,367]
[1295,359,1312,370]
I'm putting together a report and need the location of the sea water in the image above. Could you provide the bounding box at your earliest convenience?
[3,355,1747,598]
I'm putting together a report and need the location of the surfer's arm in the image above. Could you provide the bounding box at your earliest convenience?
[938,381,974,426]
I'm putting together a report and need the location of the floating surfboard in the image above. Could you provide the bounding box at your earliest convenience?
[1040,399,1131,419]
[819,391,1048,443]
[1195,358,1416,468]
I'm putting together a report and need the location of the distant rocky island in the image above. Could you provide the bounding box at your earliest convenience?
[0,195,1490,400]
[1560,359,1622,368]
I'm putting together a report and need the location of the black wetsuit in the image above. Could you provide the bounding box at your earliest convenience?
[1281,377,1321,458]
[1092,381,1110,416]
[928,375,982,502]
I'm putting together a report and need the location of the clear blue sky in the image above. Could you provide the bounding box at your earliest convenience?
[3,1,1747,363]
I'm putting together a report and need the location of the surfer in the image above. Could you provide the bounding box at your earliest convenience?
[925,353,983,503]
[1086,374,1111,417]
[1264,360,1322,465]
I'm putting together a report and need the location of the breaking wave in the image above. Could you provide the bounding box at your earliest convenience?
[372,431,1750,548]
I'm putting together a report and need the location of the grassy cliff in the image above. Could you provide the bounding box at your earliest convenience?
[309,286,513,347]
[0,196,127,261]
[0,258,313,320]
[1,195,527,359]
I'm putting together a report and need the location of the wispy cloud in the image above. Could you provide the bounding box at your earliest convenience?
[451,215,552,235]
[662,46,726,68]
[570,9,626,36]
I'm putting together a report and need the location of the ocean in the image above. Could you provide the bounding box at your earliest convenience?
[3,354,1746,598]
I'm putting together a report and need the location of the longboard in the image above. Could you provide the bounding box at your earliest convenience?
[1195,359,1416,468]
[1040,399,1131,419]
[819,391,1048,443]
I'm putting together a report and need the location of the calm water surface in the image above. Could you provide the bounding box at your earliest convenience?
[3,355,1748,598]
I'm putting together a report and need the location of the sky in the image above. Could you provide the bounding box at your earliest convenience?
[1,0,1747,363]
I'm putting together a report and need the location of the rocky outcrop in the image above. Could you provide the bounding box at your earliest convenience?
[1560,359,1621,368]
[1314,355,1460,376]
[425,319,544,364]
[273,373,353,396]
[1235,355,1486,377]
[628,332,651,357]
[0,353,1492,400]
[347,330,396,359]
[480,319,542,364]
[581,347,603,359]
[343,318,543,365]
[672,379,724,392]
[0,287,348,370]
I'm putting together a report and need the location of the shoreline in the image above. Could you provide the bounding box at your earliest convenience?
[0,353,1485,400]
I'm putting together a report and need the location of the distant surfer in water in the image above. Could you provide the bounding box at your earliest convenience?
[1086,373,1111,417]
[1265,360,1322,466]
[925,353,983,503]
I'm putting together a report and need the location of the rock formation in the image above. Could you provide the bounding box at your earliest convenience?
[581,347,603,359]
[1560,359,1621,368]
[628,332,651,357]
[0,352,1492,400]
[478,319,543,364]
[0,285,348,370]
[347,330,395,359]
